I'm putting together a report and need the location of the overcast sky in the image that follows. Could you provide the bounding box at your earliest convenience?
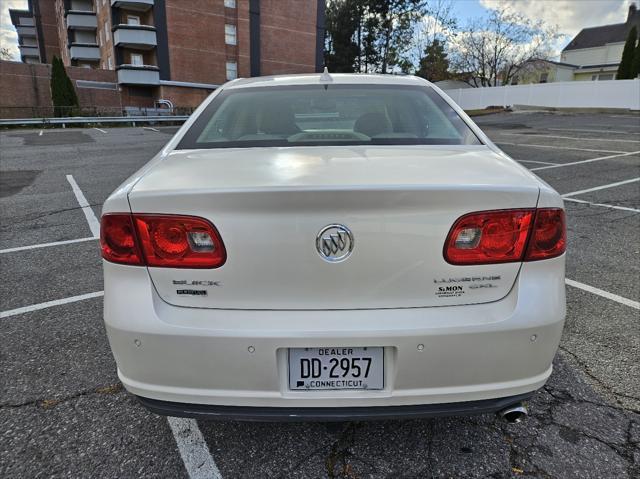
[0,0,633,62]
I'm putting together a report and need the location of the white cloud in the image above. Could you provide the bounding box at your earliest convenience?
[1,0,29,61]
[479,0,630,44]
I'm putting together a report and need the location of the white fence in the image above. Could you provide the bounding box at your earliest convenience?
[444,79,640,111]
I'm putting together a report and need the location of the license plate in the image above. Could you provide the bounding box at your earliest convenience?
[288,347,384,390]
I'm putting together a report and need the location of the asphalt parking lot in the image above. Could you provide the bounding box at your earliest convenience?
[1,111,639,478]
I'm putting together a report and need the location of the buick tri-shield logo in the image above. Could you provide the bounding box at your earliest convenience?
[316,224,354,262]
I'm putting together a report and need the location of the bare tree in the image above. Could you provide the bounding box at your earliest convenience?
[450,7,559,87]
[407,0,457,68]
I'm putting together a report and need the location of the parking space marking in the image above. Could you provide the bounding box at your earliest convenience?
[530,151,640,171]
[66,175,100,238]
[562,177,640,198]
[93,127,107,134]
[496,142,626,154]
[563,197,640,213]
[168,417,222,479]
[38,130,43,136]
[502,132,640,144]
[0,291,104,319]
[143,127,160,132]
[566,279,640,310]
[546,128,629,135]
[0,237,97,254]
[517,159,558,166]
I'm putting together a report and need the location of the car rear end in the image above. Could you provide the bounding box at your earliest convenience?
[101,74,566,420]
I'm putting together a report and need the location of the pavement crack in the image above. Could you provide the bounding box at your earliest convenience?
[543,385,640,414]
[559,346,640,407]
[0,203,103,228]
[324,422,360,479]
[0,383,123,410]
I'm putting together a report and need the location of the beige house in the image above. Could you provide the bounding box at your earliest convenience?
[513,4,639,84]
[561,4,639,80]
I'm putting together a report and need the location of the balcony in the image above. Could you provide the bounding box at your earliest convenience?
[113,25,156,49]
[19,46,39,58]
[66,11,97,30]
[16,25,36,37]
[116,65,160,85]
[111,0,154,11]
[69,44,101,61]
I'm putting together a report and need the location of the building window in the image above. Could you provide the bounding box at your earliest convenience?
[225,24,237,45]
[131,53,143,66]
[591,75,597,81]
[127,15,140,26]
[104,21,110,42]
[224,0,236,8]
[226,61,238,80]
[539,72,548,83]
[598,74,614,81]
[108,56,113,70]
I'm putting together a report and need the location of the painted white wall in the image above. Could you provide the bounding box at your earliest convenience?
[445,79,640,111]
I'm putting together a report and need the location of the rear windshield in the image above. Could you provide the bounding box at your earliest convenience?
[177,84,482,149]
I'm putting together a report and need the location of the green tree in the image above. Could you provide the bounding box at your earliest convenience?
[416,39,449,81]
[324,0,359,72]
[372,0,429,73]
[617,26,637,79]
[629,34,640,79]
[50,56,79,117]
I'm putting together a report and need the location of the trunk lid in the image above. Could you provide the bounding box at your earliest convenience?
[129,145,539,309]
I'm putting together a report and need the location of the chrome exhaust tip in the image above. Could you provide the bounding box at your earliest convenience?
[498,403,528,423]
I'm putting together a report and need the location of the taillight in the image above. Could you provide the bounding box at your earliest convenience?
[525,209,566,261]
[444,209,534,265]
[101,214,143,265]
[100,214,226,268]
[444,208,566,265]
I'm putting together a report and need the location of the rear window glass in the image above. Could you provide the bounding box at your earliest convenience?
[177,84,481,149]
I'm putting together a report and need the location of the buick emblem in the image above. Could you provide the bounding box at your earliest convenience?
[316,224,354,262]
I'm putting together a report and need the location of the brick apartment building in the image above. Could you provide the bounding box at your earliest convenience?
[7,0,326,111]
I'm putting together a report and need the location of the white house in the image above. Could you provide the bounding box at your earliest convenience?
[560,3,640,81]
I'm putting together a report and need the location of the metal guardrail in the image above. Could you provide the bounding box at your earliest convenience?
[0,115,190,127]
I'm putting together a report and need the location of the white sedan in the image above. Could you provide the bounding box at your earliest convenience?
[100,73,566,422]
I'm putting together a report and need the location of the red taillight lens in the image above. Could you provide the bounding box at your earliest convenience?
[134,215,226,268]
[525,208,566,261]
[100,214,226,268]
[444,209,535,265]
[444,208,566,265]
[100,214,143,265]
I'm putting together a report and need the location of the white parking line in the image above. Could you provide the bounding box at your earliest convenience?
[144,127,160,132]
[0,291,104,319]
[530,151,640,172]
[502,132,640,144]
[547,128,629,135]
[563,197,640,213]
[66,175,100,238]
[562,177,640,198]
[168,417,222,479]
[0,237,97,254]
[38,130,43,136]
[496,142,626,155]
[547,128,633,134]
[566,279,639,310]
[93,127,107,134]
[518,159,558,166]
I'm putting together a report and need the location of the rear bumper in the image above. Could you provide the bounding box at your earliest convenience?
[136,392,534,421]
[103,256,565,410]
